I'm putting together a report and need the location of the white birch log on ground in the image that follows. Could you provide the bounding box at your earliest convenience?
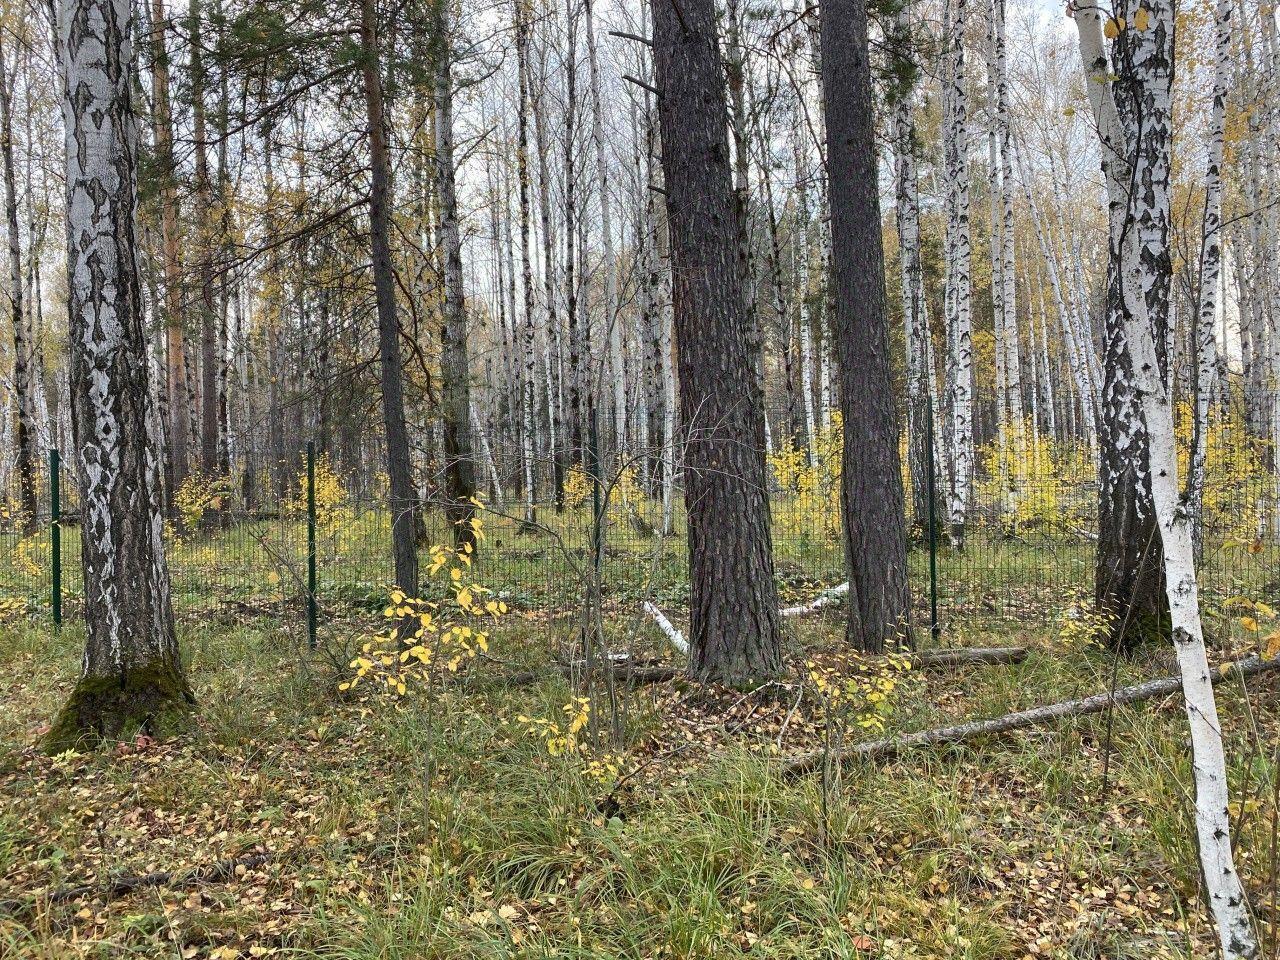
[779,581,850,617]
[643,601,688,654]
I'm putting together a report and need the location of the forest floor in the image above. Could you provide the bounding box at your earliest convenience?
[0,606,1277,959]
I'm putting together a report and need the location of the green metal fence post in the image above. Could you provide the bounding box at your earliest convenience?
[306,442,317,650]
[924,391,940,646]
[50,448,62,630]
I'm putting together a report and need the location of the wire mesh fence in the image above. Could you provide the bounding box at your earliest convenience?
[1,435,1277,644]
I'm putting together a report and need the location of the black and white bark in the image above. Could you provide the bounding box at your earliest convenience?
[49,0,191,748]
[431,0,477,550]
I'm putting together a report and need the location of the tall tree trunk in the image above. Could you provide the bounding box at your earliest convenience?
[0,34,36,530]
[1074,0,1168,649]
[943,0,973,549]
[49,0,191,749]
[583,0,625,464]
[359,0,418,595]
[820,0,911,652]
[1080,0,1257,950]
[148,0,188,505]
[431,0,477,551]
[1188,0,1231,554]
[514,0,539,525]
[189,0,219,478]
[892,17,933,539]
[652,0,783,682]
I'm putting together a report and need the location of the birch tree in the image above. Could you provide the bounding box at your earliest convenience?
[943,0,973,549]
[1075,2,1257,952]
[0,31,35,529]
[431,0,478,550]
[48,0,192,749]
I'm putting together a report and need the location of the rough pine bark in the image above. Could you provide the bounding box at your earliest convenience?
[819,0,911,652]
[651,0,783,683]
[48,0,192,750]
[359,0,419,596]
[892,23,932,538]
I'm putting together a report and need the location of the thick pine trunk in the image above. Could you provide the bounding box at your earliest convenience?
[819,0,911,653]
[49,0,191,750]
[651,0,783,683]
[359,0,418,596]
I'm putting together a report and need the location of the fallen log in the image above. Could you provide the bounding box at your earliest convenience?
[643,601,689,654]
[783,652,1280,776]
[913,647,1027,668]
[780,582,850,618]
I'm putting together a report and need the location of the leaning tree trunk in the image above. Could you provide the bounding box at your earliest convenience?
[431,0,477,552]
[48,0,192,750]
[1079,3,1255,950]
[1075,0,1168,650]
[819,0,911,653]
[359,0,418,597]
[651,0,783,683]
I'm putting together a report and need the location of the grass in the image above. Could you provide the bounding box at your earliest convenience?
[1,583,1278,959]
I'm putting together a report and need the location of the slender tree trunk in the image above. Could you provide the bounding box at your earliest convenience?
[189,0,219,478]
[514,0,539,525]
[0,35,36,530]
[943,0,973,549]
[892,22,932,539]
[583,0,625,464]
[652,0,783,682]
[820,0,911,652]
[148,0,188,505]
[1188,0,1231,554]
[359,0,418,595]
[1090,0,1256,948]
[49,0,191,749]
[431,0,477,550]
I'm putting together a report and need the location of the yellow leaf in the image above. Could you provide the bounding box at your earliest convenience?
[1241,616,1259,632]
[1264,631,1280,660]
[1104,16,1121,37]
[1133,6,1150,30]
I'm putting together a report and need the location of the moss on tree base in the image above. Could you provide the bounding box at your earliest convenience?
[45,664,195,754]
